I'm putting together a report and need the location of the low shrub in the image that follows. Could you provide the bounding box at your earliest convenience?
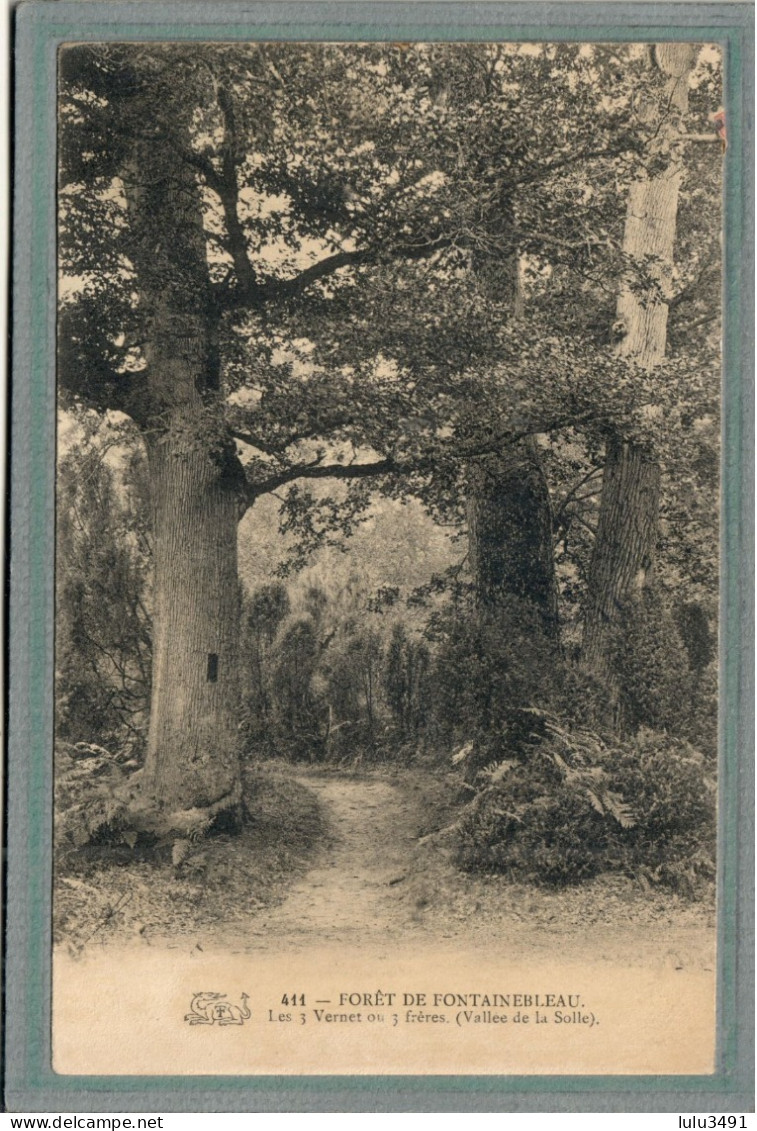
[610,729,717,895]
[456,715,716,896]
[458,782,618,884]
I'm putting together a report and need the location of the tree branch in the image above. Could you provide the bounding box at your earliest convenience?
[182,150,225,197]
[249,455,405,499]
[242,409,597,508]
[268,233,451,299]
[512,139,637,189]
[212,87,261,302]
[668,260,719,309]
[219,233,452,312]
[553,465,603,524]
[675,312,719,333]
[510,227,604,253]
[230,422,333,457]
[266,248,371,300]
[230,428,282,456]
[680,131,721,144]
[568,512,598,536]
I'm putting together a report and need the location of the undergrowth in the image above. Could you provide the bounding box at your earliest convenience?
[456,716,716,898]
[53,757,324,953]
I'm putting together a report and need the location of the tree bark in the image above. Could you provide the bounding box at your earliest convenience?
[467,438,559,639]
[583,44,696,680]
[120,115,245,819]
[581,435,661,667]
[467,229,559,638]
[141,420,242,814]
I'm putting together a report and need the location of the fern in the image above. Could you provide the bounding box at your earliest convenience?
[455,717,711,892]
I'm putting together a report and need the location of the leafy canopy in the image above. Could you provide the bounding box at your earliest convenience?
[59,42,716,505]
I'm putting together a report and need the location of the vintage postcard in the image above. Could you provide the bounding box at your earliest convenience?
[7,0,754,1114]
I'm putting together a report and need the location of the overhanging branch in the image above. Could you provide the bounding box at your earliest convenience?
[215,87,260,301]
[243,410,594,506]
[249,455,405,499]
[217,233,452,312]
[512,139,638,189]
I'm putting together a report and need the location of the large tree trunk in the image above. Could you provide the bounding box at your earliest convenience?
[467,438,559,639]
[583,44,696,682]
[141,418,242,815]
[119,115,245,821]
[467,235,559,638]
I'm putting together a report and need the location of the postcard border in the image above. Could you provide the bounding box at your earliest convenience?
[6,0,754,1112]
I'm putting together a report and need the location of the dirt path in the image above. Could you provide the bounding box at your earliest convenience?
[235,769,715,972]
[243,772,424,949]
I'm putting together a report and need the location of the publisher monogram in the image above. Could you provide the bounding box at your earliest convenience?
[184,992,251,1026]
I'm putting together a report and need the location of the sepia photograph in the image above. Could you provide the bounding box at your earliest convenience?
[47,32,727,1080]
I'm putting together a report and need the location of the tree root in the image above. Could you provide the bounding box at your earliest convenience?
[117,773,243,842]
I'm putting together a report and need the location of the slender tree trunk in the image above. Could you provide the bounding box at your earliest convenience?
[581,435,661,667]
[467,438,559,639]
[583,44,696,681]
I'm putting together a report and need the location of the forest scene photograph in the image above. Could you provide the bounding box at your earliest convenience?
[54,38,722,981]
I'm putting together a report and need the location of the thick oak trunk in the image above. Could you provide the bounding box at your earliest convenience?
[142,418,242,814]
[120,114,246,820]
[467,438,559,639]
[467,234,558,639]
[583,44,695,681]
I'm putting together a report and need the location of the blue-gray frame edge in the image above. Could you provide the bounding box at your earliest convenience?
[6,0,754,1113]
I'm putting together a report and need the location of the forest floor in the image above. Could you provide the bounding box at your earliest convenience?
[218,765,716,971]
[56,761,715,973]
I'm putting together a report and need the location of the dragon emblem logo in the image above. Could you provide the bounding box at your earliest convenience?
[185,991,251,1026]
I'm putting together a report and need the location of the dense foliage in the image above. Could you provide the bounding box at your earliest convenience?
[457,722,716,896]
